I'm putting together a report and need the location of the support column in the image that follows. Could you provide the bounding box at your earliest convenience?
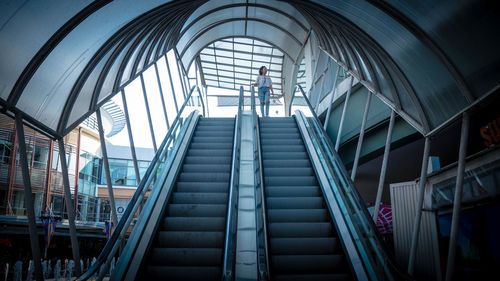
[140,74,157,152]
[15,115,44,281]
[407,136,431,275]
[57,137,81,275]
[335,76,353,151]
[96,109,118,226]
[324,65,341,130]
[175,53,188,100]
[445,113,470,281]
[121,90,141,185]
[74,128,82,213]
[351,91,372,181]
[154,62,170,129]
[372,110,396,221]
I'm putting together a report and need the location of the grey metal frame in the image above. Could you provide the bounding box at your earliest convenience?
[335,76,354,150]
[154,62,170,129]
[351,91,372,181]
[120,90,141,185]
[57,136,82,275]
[96,109,118,225]
[15,114,44,281]
[140,74,158,152]
[323,64,341,130]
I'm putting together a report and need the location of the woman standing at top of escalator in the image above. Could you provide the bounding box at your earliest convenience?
[253,66,274,117]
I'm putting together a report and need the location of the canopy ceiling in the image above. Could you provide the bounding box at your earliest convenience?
[0,0,498,138]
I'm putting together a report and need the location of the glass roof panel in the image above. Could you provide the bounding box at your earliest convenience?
[199,37,284,94]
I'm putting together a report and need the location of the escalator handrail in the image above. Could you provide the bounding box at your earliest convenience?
[222,86,244,280]
[293,85,413,280]
[78,85,206,280]
[251,86,271,279]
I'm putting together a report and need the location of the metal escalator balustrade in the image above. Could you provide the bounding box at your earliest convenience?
[78,86,207,281]
[289,85,410,280]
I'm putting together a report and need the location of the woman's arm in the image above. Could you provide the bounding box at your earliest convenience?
[269,84,274,95]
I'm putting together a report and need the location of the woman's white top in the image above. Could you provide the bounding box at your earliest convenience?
[255,75,273,88]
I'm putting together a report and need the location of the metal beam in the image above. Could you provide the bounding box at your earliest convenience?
[445,113,470,281]
[165,56,180,113]
[57,137,82,275]
[120,90,141,185]
[140,74,158,152]
[323,64,341,130]
[372,110,395,221]
[351,91,372,181]
[335,76,353,150]
[154,62,170,129]
[96,109,118,226]
[15,114,44,281]
[407,136,431,275]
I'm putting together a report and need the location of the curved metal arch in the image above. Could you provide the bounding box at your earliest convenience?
[112,15,172,93]
[331,24,365,81]
[183,35,291,76]
[179,17,302,60]
[366,0,475,103]
[178,2,309,41]
[290,0,430,133]
[57,1,193,135]
[6,0,112,108]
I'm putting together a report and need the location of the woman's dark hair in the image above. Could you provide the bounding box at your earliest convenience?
[259,66,266,75]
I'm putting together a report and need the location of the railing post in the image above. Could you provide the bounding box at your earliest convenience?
[351,91,372,181]
[165,56,179,113]
[121,90,141,185]
[97,109,118,226]
[408,136,431,275]
[140,74,158,152]
[445,113,470,281]
[324,65,341,130]
[372,110,395,221]
[335,76,353,151]
[15,114,44,281]
[57,136,82,275]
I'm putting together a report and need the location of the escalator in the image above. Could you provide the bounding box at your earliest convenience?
[141,117,235,281]
[260,117,353,281]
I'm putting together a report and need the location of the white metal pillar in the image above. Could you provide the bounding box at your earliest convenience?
[335,76,353,151]
[323,65,341,130]
[372,110,396,221]
[351,91,372,181]
[407,136,431,275]
[445,113,470,281]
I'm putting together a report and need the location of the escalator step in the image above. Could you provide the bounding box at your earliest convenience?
[264,167,313,176]
[263,159,311,168]
[259,122,297,128]
[167,204,226,217]
[171,192,228,204]
[266,186,322,197]
[191,136,232,143]
[261,138,298,145]
[157,231,224,248]
[187,149,232,157]
[260,133,301,139]
[178,172,230,182]
[189,142,232,150]
[184,156,231,164]
[265,176,317,186]
[149,248,222,266]
[266,197,325,209]
[196,126,233,131]
[268,222,334,238]
[183,164,230,173]
[267,209,329,223]
[194,131,233,137]
[262,145,305,152]
[273,273,351,281]
[260,127,299,134]
[145,266,221,281]
[176,182,228,193]
[271,254,345,274]
[161,217,226,231]
[270,237,338,255]
[260,117,295,123]
[262,152,308,160]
